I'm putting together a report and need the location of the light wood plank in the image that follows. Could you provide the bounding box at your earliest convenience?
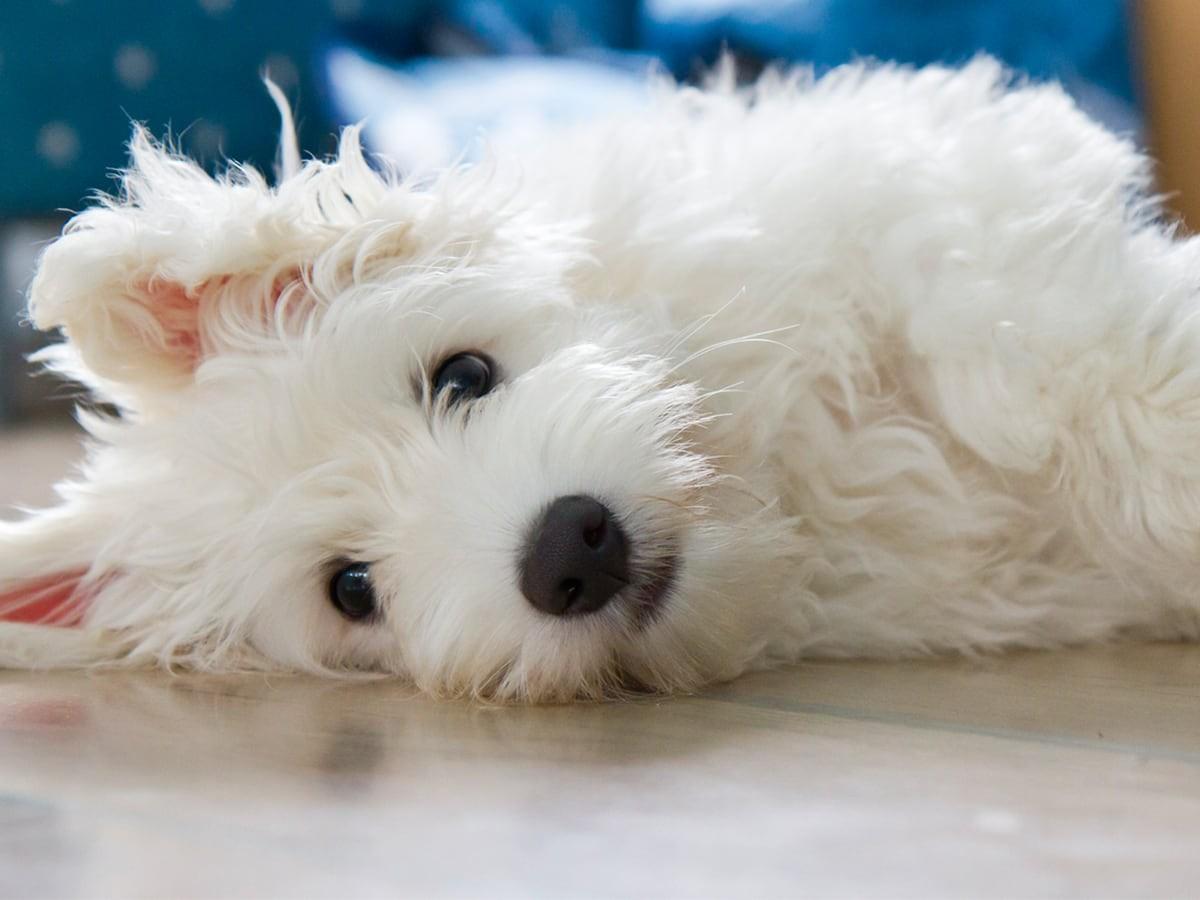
[1,654,1199,899]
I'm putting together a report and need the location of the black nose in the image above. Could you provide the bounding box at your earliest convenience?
[519,495,630,617]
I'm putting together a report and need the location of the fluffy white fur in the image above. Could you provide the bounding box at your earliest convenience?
[4,58,1200,701]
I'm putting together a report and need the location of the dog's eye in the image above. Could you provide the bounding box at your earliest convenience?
[432,352,493,405]
[328,562,377,621]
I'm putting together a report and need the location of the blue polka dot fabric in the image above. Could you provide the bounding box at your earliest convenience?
[0,0,1140,215]
[0,0,421,215]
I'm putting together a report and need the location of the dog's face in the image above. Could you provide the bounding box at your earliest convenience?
[3,129,807,701]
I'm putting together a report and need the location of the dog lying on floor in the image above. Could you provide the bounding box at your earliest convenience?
[2,59,1198,701]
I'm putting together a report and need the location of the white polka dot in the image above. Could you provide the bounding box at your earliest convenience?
[263,53,299,89]
[198,0,234,12]
[330,0,362,19]
[37,122,80,167]
[187,120,227,157]
[115,44,157,91]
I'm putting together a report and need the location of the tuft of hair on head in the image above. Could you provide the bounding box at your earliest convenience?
[263,73,302,182]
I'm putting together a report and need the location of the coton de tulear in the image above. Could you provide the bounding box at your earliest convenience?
[2,60,1197,702]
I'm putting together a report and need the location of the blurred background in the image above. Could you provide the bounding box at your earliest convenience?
[0,0,1191,433]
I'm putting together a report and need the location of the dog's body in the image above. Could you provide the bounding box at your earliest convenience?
[3,59,1199,700]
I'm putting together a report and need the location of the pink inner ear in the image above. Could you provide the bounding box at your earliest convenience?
[143,279,202,368]
[0,572,90,627]
[139,268,306,371]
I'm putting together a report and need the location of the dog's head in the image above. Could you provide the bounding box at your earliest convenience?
[2,120,810,701]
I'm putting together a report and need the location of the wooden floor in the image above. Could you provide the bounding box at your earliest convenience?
[1,427,1199,898]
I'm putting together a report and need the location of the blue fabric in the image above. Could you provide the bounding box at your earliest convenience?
[323,0,1141,170]
[0,1,1141,215]
[444,0,639,53]
[0,1,379,216]
[642,0,1136,107]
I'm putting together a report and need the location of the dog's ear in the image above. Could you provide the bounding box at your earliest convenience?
[0,503,218,670]
[0,506,124,667]
[26,128,328,408]
[27,121,404,411]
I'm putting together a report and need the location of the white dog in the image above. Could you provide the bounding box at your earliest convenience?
[2,59,1198,701]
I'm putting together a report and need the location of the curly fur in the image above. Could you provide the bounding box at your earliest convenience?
[3,58,1200,701]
